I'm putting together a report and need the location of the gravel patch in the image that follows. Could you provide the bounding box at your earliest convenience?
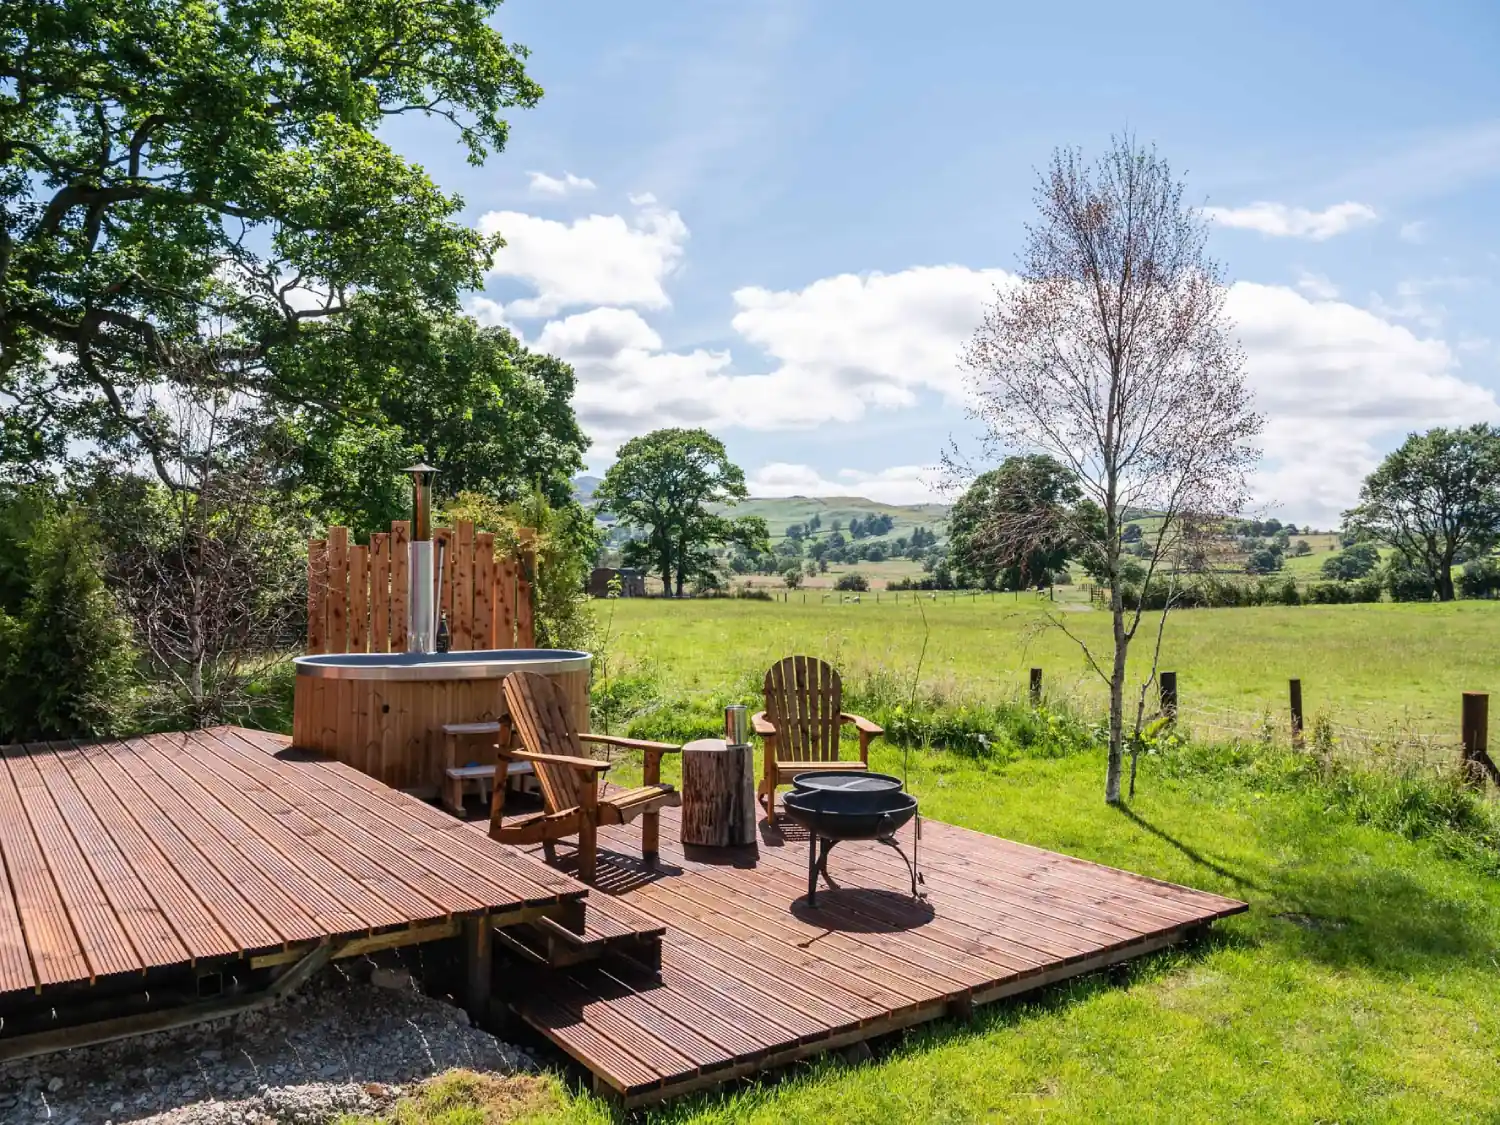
[0,965,533,1125]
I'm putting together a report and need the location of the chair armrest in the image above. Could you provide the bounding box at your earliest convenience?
[751,712,775,736]
[840,713,884,736]
[510,750,612,773]
[579,733,682,753]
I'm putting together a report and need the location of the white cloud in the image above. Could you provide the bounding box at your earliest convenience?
[1294,271,1340,301]
[747,463,942,505]
[1204,201,1378,240]
[477,197,688,318]
[527,266,1009,445]
[1228,282,1500,525]
[474,197,1499,527]
[526,171,596,197]
[730,265,1011,406]
[1399,219,1429,243]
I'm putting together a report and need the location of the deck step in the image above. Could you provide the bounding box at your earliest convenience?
[497,893,666,970]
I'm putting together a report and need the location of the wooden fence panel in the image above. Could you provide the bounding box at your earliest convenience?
[307,540,328,654]
[308,522,534,654]
[370,533,390,654]
[496,559,517,648]
[474,532,495,649]
[391,520,410,653]
[348,544,369,653]
[453,520,474,651]
[327,526,349,655]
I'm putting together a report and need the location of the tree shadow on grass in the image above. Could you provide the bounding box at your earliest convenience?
[1114,806,1271,894]
[1269,861,1499,976]
[1115,805,1499,977]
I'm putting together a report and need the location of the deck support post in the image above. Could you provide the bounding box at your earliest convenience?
[463,915,494,1027]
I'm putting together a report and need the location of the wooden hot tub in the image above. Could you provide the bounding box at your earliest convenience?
[292,649,591,793]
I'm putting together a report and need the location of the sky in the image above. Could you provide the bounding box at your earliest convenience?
[381,0,1500,528]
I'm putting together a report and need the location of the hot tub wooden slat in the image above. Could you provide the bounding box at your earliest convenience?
[292,651,590,792]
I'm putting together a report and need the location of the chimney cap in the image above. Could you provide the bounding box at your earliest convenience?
[402,462,439,475]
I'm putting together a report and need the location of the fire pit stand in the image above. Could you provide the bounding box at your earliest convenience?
[804,820,923,906]
[781,773,925,907]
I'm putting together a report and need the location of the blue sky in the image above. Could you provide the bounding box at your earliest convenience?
[384,0,1500,526]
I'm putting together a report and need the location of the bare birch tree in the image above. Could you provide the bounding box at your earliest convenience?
[961,137,1262,804]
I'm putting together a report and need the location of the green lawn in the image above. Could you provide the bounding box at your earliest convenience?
[474,744,1500,1124]
[354,597,1500,1124]
[595,596,1500,738]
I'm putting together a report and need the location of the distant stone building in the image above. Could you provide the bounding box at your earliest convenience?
[588,567,647,598]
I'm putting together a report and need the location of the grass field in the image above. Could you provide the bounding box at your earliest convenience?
[595,596,1500,739]
[398,744,1500,1124]
[343,596,1500,1123]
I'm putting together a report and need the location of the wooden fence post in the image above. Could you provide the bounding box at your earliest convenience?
[1029,668,1043,707]
[1461,692,1498,788]
[1289,679,1304,748]
[1159,672,1178,720]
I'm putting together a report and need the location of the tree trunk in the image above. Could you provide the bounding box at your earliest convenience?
[1439,552,1456,601]
[1106,589,1126,805]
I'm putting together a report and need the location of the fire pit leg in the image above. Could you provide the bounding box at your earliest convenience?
[805,835,839,906]
[877,834,925,901]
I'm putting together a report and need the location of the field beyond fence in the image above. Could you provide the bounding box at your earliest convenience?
[595,596,1500,776]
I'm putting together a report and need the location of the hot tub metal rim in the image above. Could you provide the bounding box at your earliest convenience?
[293,649,592,681]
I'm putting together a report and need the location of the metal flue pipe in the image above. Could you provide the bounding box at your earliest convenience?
[404,463,438,653]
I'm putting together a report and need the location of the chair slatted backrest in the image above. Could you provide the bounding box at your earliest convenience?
[764,655,842,762]
[503,671,588,813]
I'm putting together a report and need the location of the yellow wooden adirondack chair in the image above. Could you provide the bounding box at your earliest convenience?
[753,655,883,827]
[489,671,681,881]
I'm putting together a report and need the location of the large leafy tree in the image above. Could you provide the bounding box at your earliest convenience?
[0,0,541,485]
[1345,424,1500,602]
[279,309,588,534]
[594,429,769,596]
[948,455,1082,589]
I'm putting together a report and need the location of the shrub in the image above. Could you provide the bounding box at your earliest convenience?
[0,508,137,741]
[833,572,869,592]
[1459,557,1500,599]
[1321,541,1379,581]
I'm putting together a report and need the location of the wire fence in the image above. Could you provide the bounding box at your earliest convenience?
[1172,702,1463,777]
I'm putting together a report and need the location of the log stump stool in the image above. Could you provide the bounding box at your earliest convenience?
[680,738,757,847]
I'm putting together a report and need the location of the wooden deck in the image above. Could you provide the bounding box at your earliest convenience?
[506,801,1247,1107]
[0,728,586,1003]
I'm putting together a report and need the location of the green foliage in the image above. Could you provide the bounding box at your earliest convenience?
[0,507,136,741]
[1346,424,1500,601]
[1244,544,1284,575]
[949,455,1082,589]
[440,486,600,650]
[1385,552,1436,602]
[1,0,542,481]
[1458,555,1500,599]
[1320,541,1379,581]
[833,572,869,592]
[282,313,588,535]
[594,428,768,596]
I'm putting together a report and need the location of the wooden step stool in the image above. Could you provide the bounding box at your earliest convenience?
[442,721,535,814]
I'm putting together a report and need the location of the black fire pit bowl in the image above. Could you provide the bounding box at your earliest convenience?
[781,788,923,905]
[790,770,903,795]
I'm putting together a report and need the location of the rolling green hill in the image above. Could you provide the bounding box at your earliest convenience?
[712,495,950,542]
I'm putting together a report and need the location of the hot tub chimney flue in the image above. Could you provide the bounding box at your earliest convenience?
[404,463,438,652]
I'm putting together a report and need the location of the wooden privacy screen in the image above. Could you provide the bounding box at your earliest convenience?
[306,521,536,654]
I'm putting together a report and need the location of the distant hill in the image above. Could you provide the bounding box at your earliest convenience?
[572,477,950,543]
[713,495,950,543]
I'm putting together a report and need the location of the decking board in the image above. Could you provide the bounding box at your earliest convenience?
[0,729,589,1004]
[509,802,1247,1106]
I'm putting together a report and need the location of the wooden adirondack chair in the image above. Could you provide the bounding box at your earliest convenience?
[753,655,883,827]
[490,671,682,882]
